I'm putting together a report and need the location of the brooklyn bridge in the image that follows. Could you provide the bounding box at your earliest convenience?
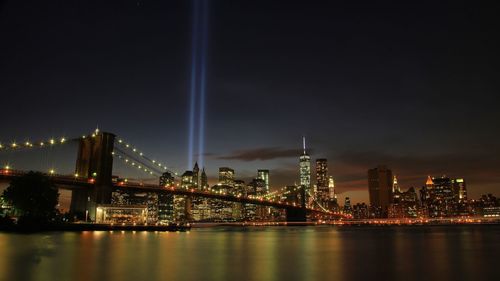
[0,130,346,222]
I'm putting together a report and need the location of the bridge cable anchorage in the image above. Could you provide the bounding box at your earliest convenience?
[114,136,180,177]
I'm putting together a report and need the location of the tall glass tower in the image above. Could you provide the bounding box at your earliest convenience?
[299,137,311,203]
[257,169,270,193]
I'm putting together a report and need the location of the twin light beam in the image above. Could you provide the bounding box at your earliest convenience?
[187,0,209,170]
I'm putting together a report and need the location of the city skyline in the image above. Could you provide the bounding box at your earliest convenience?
[1,3,499,281]
[0,130,498,206]
[1,2,499,204]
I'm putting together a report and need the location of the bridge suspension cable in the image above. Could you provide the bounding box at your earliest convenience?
[307,191,331,213]
[114,136,179,177]
[113,148,164,177]
[0,136,77,152]
[0,135,80,174]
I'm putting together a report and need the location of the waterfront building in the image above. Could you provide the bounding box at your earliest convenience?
[352,203,369,219]
[368,165,393,217]
[95,204,148,224]
[172,171,195,221]
[343,197,352,215]
[247,178,267,220]
[389,187,418,218]
[158,171,175,223]
[111,191,159,223]
[421,175,465,217]
[158,192,174,223]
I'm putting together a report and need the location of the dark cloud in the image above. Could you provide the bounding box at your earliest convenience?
[218,147,306,161]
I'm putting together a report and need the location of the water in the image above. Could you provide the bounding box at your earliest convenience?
[0,225,498,281]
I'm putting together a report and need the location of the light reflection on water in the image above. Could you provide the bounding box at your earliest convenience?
[0,226,498,281]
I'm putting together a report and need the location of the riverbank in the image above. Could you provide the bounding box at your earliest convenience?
[0,222,191,233]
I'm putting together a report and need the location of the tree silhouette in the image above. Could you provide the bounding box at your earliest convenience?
[2,171,59,221]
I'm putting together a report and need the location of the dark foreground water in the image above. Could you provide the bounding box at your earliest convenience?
[0,225,499,281]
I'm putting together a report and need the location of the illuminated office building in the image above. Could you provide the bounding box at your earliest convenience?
[315,159,329,202]
[257,169,270,193]
[158,171,175,222]
[299,137,312,204]
[219,167,235,186]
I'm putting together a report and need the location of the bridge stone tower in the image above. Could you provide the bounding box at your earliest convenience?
[285,185,307,222]
[70,131,115,221]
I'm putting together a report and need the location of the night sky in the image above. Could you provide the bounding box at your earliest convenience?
[1,1,499,203]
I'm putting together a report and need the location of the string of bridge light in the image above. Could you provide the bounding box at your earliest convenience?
[112,152,161,176]
[306,190,331,213]
[114,136,178,176]
[0,136,70,151]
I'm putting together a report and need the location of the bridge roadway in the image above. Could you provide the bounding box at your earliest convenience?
[0,170,341,217]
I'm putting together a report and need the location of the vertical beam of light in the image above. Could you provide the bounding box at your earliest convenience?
[197,0,209,168]
[187,0,200,170]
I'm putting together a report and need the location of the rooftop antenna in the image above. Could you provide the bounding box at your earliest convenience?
[302,136,306,155]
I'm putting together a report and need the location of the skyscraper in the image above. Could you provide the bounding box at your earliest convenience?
[316,159,328,187]
[453,178,467,202]
[299,137,311,203]
[368,165,393,215]
[158,171,175,222]
[315,159,328,202]
[392,175,401,193]
[328,176,336,200]
[219,167,235,186]
[257,169,270,193]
